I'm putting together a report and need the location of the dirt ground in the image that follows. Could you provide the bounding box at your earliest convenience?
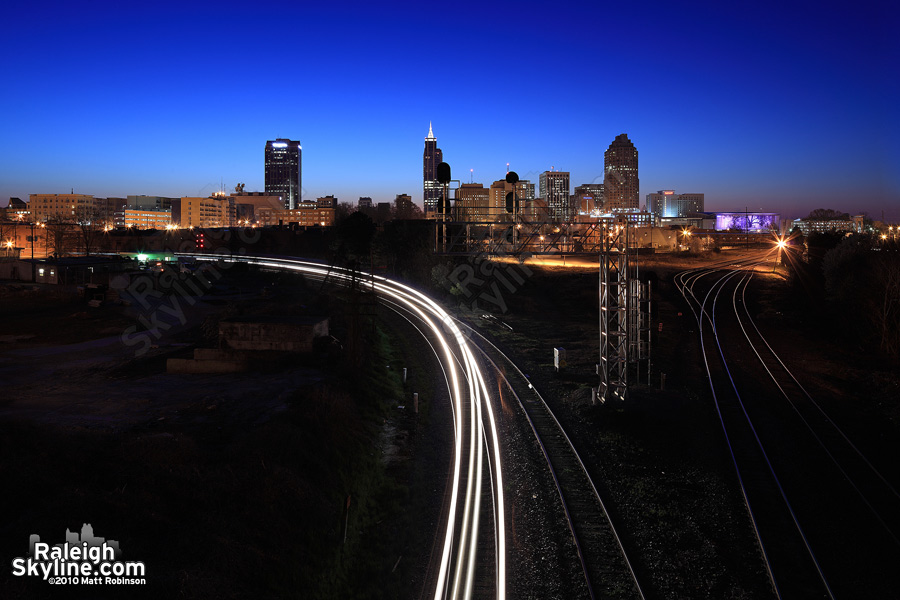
[0,273,432,599]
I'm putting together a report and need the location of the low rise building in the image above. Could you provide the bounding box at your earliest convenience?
[717,212,779,233]
[791,217,859,236]
[231,193,285,226]
[29,194,95,222]
[287,201,335,227]
[173,195,234,228]
[3,198,31,221]
[122,208,172,229]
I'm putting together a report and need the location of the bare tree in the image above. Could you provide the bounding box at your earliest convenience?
[74,206,104,256]
[334,202,355,225]
[807,208,850,220]
[392,199,423,221]
[878,252,900,356]
[45,216,74,257]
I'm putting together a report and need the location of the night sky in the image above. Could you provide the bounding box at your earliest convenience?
[2,1,897,220]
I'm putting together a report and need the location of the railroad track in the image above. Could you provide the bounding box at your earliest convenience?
[730,270,900,547]
[457,321,647,600]
[675,251,900,598]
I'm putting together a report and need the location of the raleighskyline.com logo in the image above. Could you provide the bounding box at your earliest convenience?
[10,523,146,586]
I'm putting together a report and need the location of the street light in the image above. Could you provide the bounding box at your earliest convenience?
[772,235,791,270]
[680,228,692,250]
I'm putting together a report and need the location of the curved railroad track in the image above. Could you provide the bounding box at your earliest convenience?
[675,251,900,598]
[456,319,647,600]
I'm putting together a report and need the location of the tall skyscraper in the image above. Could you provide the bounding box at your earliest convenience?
[423,122,443,217]
[539,170,571,222]
[265,139,302,210]
[604,134,639,211]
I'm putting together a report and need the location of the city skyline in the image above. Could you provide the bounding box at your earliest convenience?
[1,1,897,221]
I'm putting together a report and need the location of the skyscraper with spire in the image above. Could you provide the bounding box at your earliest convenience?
[423,122,443,217]
[603,134,639,211]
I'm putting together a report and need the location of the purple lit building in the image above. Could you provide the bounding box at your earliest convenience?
[715,212,779,233]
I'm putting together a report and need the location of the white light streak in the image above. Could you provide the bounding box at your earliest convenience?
[179,253,506,600]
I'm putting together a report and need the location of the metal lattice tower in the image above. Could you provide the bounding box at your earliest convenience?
[598,217,631,402]
[597,217,650,402]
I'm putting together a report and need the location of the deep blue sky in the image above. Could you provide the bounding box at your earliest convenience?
[2,1,897,220]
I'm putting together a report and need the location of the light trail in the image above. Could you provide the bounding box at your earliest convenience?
[179,253,506,600]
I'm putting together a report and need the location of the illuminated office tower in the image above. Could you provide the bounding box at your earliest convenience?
[455,183,490,222]
[647,190,705,218]
[265,139,302,210]
[539,170,571,222]
[604,134,639,211]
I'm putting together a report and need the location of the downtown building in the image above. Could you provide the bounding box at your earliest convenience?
[172,194,235,228]
[285,197,336,227]
[604,134,639,211]
[28,194,125,226]
[454,183,490,222]
[539,170,570,222]
[120,208,172,229]
[488,179,535,223]
[1,197,30,221]
[572,183,604,215]
[120,195,178,228]
[230,192,286,226]
[265,139,302,210]
[393,194,416,219]
[790,216,858,236]
[647,190,704,219]
[423,122,443,217]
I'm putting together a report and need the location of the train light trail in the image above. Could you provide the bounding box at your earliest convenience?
[178,253,506,600]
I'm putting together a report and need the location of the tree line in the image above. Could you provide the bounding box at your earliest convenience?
[786,230,900,358]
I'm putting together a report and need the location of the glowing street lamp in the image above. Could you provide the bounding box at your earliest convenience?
[773,235,790,269]
[680,228,692,250]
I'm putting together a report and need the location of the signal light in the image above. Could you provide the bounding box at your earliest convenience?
[437,162,451,184]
